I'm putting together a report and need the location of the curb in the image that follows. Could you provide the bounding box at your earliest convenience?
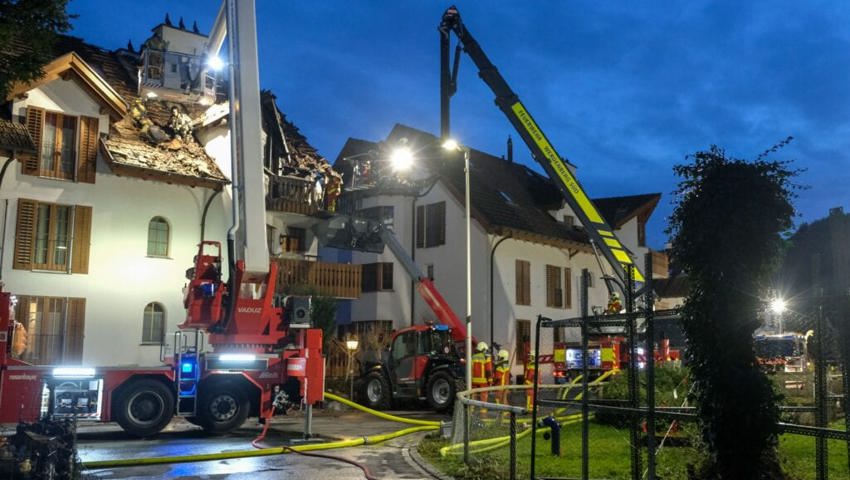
[406,446,455,480]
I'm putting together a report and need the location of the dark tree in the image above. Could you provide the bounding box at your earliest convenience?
[0,0,74,100]
[668,145,798,479]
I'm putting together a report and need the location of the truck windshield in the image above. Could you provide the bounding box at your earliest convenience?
[425,330,455,355]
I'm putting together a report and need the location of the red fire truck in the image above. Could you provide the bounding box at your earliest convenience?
[0,0,324,437]
[552,337,681,382]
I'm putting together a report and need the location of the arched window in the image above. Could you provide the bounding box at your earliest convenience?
[147,216,170,256]
[142,302,165,344]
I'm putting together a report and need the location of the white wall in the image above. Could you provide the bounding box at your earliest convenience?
[5,77,228,367]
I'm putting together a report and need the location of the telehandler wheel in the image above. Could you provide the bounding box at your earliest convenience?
[198,384,250,434]
[362,371,391,410]
[114,379,175,437]
[426,371,457,413]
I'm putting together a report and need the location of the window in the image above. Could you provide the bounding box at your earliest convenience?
[553,326,564,343]
[362,262,393,292]
[416,202,446,248]
[546,265,563,308]
[638,220,647,247]
[515,259,530,305]
[563,215,575,228]
[516,319,531,365]
[14,199,91,273]
[20,107,98,183]
[392,331,417,360]
[280,226,306,253]
[142,302,166,344]
[14,295,85,365]
[147,217,170,257]
[426,264,435,281]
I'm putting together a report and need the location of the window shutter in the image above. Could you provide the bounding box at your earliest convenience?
[416,205,425,248]
[546,265,557,307]
[564,268,572,308]
[13,199,37,270]
[435,202,446,246]
[20,107,44,175]
[65,298,86,363]
[77,116,98,183]
[516,260,530,305]
[71,205,92,274]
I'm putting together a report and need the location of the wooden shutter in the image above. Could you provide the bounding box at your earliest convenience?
[71,205,92,274]
[20,107,44,175]
[515,259,530,305]
[64,298,86,363]
[77,116,98,183]
[13,199,37,270]
[434,202,446,246]
[416,205,425,248]
[564,267,572,308]
[546,265,558,307]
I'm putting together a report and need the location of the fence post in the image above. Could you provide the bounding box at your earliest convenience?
[580,268,590,480]
[644,253,657,480]
[464,401,470,465]
[813,254,828,480]
[625,265,642,480]
[510,411,517,480]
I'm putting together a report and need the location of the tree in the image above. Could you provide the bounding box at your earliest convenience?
[667,144,798,479]
[0,0,74,100]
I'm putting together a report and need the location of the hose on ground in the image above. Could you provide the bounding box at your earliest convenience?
[324,392,442,427]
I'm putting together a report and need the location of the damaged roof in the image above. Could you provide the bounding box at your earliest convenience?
[593,193,661,228]
[6,34,227,188]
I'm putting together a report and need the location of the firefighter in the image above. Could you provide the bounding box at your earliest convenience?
[524,351,537,411]
[605,292,622,314]
[471,341,493,406]
[492,349,511,406]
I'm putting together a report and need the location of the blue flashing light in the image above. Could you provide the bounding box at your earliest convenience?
[434,324,450,331]
[200,282,216,298]
[181,362,194,374]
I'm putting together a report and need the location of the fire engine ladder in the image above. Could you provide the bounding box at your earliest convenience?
[439,6,644,295]
[173,329,205,416]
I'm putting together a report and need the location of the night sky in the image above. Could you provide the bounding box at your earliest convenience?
[68,1,850,249]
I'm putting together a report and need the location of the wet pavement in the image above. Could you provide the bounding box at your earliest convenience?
[73,407,448,479]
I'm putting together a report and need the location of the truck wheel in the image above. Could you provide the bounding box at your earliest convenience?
[198,384,250,434]
[362,371,391,410]
[426,371,457,413]
[114,379,175,437]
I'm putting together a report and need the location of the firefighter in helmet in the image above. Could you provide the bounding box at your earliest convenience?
[524,351,537,411]
[492,349,511,406]
[605,292,622,314]
[471,341,493,406]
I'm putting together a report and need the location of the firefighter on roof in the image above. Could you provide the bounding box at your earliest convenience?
[493,349,511,406]
[471,341,493,408]
[605,292,622,314]
[524,351,537,411]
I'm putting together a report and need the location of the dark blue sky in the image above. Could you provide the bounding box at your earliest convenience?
[69,1,850,249]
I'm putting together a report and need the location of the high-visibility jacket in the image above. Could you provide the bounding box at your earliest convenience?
[493,365,511,387]
[523,363,536,386]
[472,352,491,385]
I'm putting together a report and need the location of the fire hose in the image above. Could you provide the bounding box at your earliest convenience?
[82,391,441,471]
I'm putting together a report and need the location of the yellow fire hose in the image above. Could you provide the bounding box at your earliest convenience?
[83,392,440,470]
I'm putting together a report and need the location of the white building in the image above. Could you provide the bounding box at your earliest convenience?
[330,125,667,379]
[2,21,358,368]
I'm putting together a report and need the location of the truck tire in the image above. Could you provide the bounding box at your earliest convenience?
[114,379,175,437]
[426,371,457,413]
[198,384,250,434]
[362,371,391,410]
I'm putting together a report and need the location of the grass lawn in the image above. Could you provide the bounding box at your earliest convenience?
[418,420,849,480]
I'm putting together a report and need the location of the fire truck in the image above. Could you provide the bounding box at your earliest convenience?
[551,337,681,382]
[755,333,808,373]
[0,0,324,437]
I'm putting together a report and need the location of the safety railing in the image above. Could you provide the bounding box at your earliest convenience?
[456,387,527,480]
[275,258,361,299]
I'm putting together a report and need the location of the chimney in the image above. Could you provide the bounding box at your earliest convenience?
[507,135,513,163]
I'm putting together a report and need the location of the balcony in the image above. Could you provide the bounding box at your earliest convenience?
[266,174,328,216]
[276,258,361,299]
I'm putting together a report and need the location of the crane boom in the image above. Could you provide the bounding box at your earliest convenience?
[439,6,643,287]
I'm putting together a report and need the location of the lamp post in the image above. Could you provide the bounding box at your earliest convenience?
[345,337,359,399]
[442,139,472,392]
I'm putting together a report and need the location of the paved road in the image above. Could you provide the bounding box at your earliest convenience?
[77,408,448,479]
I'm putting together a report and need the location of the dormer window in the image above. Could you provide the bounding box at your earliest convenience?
[563,215,575,228]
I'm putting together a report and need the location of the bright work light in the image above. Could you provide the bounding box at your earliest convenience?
[207,55,225,71]
[769,298,787,315]
[390,147,414,172]
[220,353,256,362]
[52,367,96,378]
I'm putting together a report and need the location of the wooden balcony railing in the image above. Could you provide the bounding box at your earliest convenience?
[650,250,669,279]
[266,174,323,216]
[276,258,361,299]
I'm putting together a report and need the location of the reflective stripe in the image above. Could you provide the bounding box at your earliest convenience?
[472,353,488,384]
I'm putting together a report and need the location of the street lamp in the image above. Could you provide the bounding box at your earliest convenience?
[345,337,359,399]
[442,138,472,392]
[770,297,787,334]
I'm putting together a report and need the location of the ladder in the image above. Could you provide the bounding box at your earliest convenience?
[173,330,205,416]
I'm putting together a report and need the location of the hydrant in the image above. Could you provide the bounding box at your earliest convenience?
[540,415,561,456]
